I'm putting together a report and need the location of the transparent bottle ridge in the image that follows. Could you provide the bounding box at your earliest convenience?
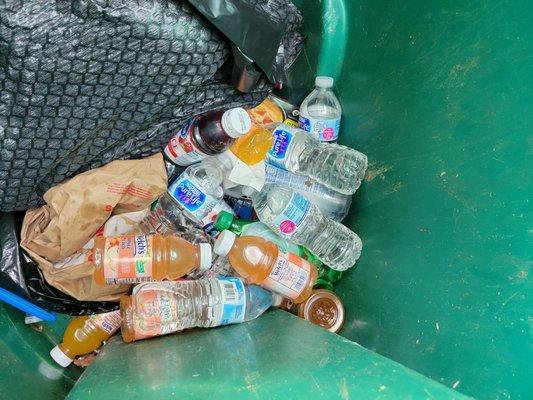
[214,231,318,303]
[120,277,272,342]
[266,123,368,195]
[298,76,342,142]
[264,163,351,221]
[246,184,362,271]
[164,108,252,166]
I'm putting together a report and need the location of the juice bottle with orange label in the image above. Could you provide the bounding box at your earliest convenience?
[213,231,317,303]
[50,311,122,367]
[92,234,212,285]
[229,98,284,165]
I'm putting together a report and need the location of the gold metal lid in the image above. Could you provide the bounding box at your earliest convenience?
[298,289,345,333]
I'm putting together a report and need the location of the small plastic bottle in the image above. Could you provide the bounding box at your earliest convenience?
[214,231,318,303]
[50,311,122,367]
[248,184,362,271]
[164,108,252,166]
[92,234,212,285]
[120,277,272,342]
[267,123,368,195]
[299,76,342,142]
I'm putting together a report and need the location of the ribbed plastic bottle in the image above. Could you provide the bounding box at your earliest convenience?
[266,123,368,195]
[120,278,271,342]
[247,184,362,271]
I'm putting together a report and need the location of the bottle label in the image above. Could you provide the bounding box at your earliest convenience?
[168,172,232,231]
[103,235,153,284]
[267,126,293,169]
[299,116,340,142]
[164,117,208,166]
[90,310,122,335]
[263,250,311,300]
[217,277,246,325]
[271,192,310,237]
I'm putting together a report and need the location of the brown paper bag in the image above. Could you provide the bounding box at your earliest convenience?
[20,155,167,301]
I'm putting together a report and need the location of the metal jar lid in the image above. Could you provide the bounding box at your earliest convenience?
[297,289,345,333]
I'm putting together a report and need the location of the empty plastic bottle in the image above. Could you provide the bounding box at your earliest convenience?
[247,184,362,271]
[120,277,271,342]
[164,108,252,166]
[299,76,342,142]
[50,311,122,367]
[267,123,368,195]
[265,164,352,221]
[140,158,234,236]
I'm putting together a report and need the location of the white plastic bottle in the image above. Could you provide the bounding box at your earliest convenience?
[120,277,272,342]
[248,184,362,271]
[265,164,352,221]
[140,158,234,236]
[266,123,368,195]
[299,76,342,142]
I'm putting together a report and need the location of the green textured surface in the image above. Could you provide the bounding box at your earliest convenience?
[68,311,469,400]
[287,1,531,399]
[0,304,80,400]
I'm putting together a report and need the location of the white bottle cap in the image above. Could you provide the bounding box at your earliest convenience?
[198,243,213,271]
[221,108,252,138]
[315,76,334,89]
[50,345,73,368]
[213,230,237,257]
[271,293,284,307]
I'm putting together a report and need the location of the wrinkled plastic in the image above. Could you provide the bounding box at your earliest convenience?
[0,213,118,315]
[187,0,303,84]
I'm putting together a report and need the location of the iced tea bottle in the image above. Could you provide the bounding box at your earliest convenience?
[213,231,317,303]
[50,311,122,367]
[92,234,212,285]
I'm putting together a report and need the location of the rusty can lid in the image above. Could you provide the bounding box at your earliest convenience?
[298,289,345,333]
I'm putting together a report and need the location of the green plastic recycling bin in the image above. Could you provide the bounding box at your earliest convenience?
[1,0,530,399]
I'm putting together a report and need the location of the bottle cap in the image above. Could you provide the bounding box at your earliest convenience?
[213,230,237,257]
[221,108,252,138]
[271,293,284,307]
[198,243,213,271]
[50,345,73,368]
[315,76,334,89]
[298,289,345,333]
[214,211,235,232]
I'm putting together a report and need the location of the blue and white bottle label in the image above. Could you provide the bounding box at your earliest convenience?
[217,277,246,325]
[271,192,311,237]
[267,127,293,169]
[299,115,340,142]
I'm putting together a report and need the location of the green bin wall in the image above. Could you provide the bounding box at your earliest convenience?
[1,1,531,399]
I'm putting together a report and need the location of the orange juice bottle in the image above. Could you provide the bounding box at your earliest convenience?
[50,311,121,367]
[230,98,284,165]
[213,231,317,303]
[92,234,212,285]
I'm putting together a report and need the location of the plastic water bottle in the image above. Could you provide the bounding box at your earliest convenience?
[248,184,362,271]
[299,76,342,142]
[265,164,352,221]
[140,158,234,236]
[120,278,272,342]
[267,123,368,195]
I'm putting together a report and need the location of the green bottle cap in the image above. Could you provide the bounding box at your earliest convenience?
[214,211,235,232]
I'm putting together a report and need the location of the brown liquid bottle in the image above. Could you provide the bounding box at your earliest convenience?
[164,108,252,166]
[92,234,212,285]
[213,231,317,303]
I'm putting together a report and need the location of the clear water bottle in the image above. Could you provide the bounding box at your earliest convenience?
[299,76,342,142]
[248,184,362,271]
[140,158,233,237]
[265,163,352,221]
[121,277,272,342]
[267,123,368,195]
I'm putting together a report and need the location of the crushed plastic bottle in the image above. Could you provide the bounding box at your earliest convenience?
[267,123,368,195]
[120,278,272,342]
[265,163,351,221]
[246,184,362,271]
[299,76,342,142]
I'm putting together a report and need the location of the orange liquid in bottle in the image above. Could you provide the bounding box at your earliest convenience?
[220,234,317,304]
[93,234,210,285]
[50,311,121,367]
